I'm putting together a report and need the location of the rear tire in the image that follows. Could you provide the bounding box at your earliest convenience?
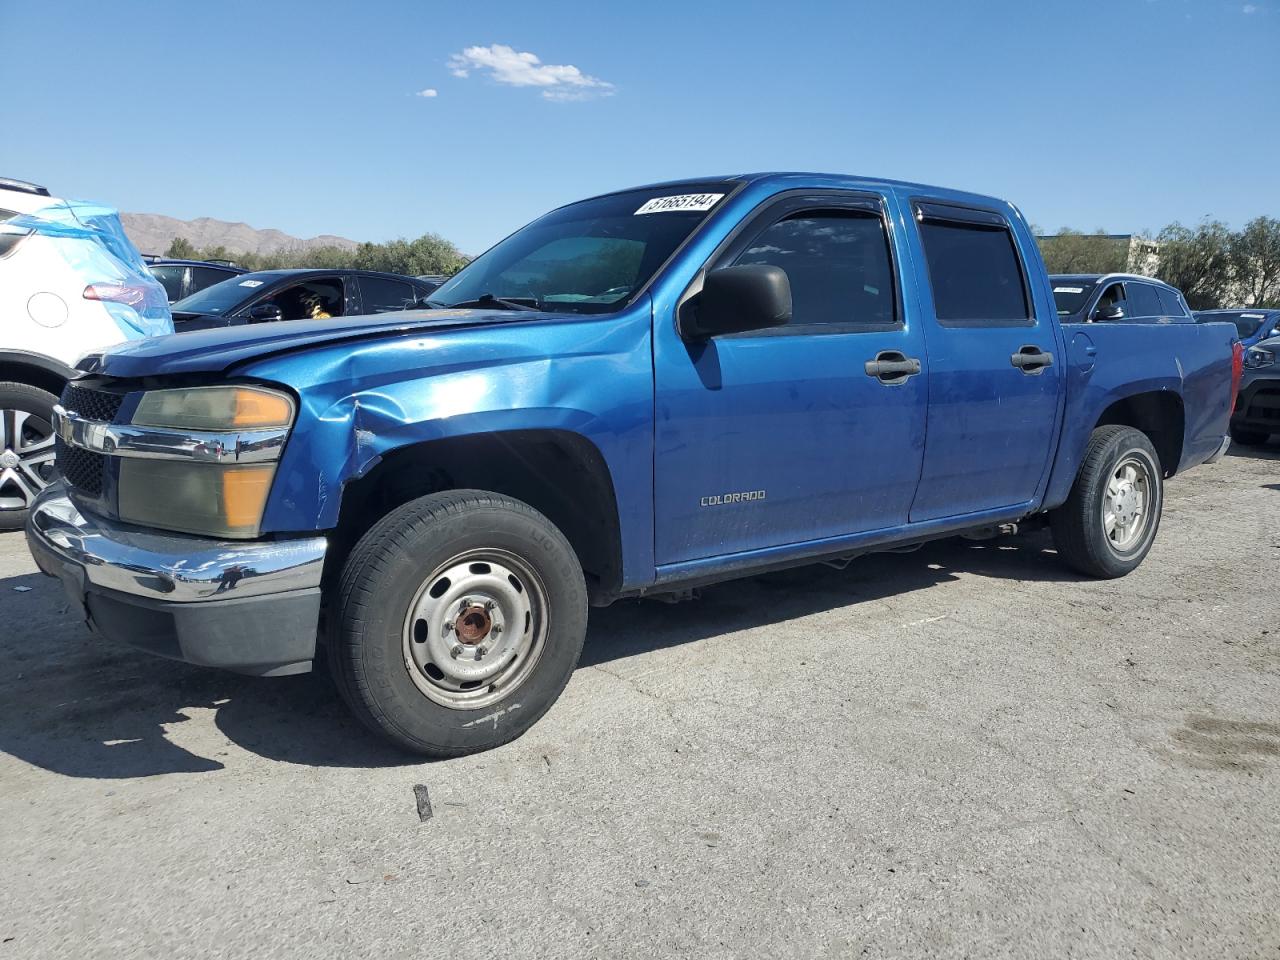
[0,382,60,532]
[1230,426,1269,447]
[1050,425,1163,579]
[328,489,587,757]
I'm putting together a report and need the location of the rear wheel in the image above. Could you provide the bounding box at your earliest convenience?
[0,382,59,532]
[328,489,587,756]
[1230,426,1269,447]
[1050,425,1163,579]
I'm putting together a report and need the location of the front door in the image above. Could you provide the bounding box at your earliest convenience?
[653,192,929,565]
[906,200,1063,522]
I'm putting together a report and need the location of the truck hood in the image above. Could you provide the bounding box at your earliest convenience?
[84,309,561,379]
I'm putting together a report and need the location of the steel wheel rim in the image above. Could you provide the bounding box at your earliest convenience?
[1102,453,1154,553]
[0,408,56,513]
[401,548,549,710]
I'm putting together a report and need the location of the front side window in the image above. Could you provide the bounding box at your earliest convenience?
[918,215,1030,324]
[732,211,896,327]
[429,182,736,314]
[262,279,345,321]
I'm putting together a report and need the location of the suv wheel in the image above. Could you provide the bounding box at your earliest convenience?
[328,489,588,756]
[1050,425,1163,579]
[0,382,59,531]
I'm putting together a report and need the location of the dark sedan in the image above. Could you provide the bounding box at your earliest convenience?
[170,269,437,331]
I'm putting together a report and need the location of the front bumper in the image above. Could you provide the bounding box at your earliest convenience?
[25,482,327,676]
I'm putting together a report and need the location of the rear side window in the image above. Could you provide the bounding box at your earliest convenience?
[1156,286,1187,318]
[360,276,417,313]
[917,211,1030,324]
[732,211,897,327]
[149,265,187,301]
[1126,282,1162,319]
[191,266,233,293]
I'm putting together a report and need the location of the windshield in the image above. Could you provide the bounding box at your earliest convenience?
[173,273,272,315]
[429,183,736,314]
[1051,280,1098,317]
[1197,311,1269,339]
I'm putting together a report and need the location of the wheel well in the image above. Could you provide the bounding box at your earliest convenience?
[328,430,624,604]
[1096,391,1185,476]
[0,360,67,398]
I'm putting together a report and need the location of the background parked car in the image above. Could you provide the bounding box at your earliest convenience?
[147,257,247,303]
[0,176,170,530]
[1231,334,1280,446]
[1194,308,1280,349]
[1052,273,1194,323]
[415,274,448,293]
[170,268,438,331]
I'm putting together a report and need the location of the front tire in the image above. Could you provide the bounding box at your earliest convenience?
[0,382,59,532]
[1050,425,1163,579]
[328,490,587,757]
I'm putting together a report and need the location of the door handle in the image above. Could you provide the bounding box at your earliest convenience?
[1010,345,1054,374]
[864,351,922,385]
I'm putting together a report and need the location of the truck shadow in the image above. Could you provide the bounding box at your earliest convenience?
[0,530,1075,778]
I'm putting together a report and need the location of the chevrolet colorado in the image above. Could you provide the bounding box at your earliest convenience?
[26,173,1243,756]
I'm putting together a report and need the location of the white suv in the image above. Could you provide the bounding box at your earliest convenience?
[0,177,172,529]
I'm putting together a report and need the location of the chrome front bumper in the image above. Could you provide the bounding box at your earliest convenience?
[25,482,327,675]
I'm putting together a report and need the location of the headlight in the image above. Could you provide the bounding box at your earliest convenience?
[1243,347,1275,369]
[117,385,295,539]
[133,385,294,431]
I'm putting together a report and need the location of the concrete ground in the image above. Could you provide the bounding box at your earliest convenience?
[1,446,1277,959]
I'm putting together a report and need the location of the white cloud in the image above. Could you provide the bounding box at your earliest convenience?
[447,44,614,100]
[1243,3,1257,11]
[415,88,438,98]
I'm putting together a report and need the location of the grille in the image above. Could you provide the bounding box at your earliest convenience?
[55,438,106,498]
[60,383,125,423]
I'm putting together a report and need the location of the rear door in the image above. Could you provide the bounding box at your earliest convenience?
[907,199,1063,521]
[652,191,928,564]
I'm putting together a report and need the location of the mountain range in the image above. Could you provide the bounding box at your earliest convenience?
[121,213,358,257]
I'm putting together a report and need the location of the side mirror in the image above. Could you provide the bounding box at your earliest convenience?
[247,302,284,323]
[1093,303,1124,322]
[682,264,792,339]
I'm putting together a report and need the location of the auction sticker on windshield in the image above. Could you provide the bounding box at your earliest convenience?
[1054,286,1085,294]
[635,193,724,215]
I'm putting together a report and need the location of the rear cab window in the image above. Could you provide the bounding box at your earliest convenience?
[914,202,1031,325]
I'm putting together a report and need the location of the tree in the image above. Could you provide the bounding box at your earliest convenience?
[164,237,197,259]
[1037,229,1129,274]
[1227,216,1280,308]
[1153,219,1234,310]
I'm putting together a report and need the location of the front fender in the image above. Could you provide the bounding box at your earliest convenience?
[237,307,657,587]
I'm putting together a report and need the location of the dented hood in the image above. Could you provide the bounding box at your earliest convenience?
[84,309,558,379]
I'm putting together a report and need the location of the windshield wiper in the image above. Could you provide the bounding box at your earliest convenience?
[432,293,538,312]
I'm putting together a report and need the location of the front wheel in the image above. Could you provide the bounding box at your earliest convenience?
[328,490,587,756]
[1050,425,1163,579]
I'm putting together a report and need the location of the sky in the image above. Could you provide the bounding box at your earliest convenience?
[2,0,1277,255]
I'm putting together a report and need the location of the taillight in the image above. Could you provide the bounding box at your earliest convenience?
[1231,340,1244,413]
[84,282,147,306]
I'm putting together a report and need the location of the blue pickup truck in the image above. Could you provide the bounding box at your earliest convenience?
[26,173,1243,756]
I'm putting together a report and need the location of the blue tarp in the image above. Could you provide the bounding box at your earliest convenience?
[1,199,172,339]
